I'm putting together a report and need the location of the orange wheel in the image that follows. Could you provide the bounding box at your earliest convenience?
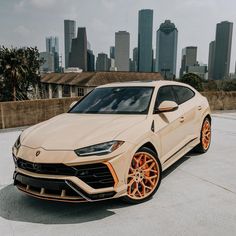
[202,119,211,150]
[123,147,161,203]
[195,117,211,153]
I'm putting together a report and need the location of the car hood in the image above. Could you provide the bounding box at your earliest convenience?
[21,113,147,150]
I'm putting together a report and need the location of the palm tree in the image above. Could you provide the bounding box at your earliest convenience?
[0,47,27,100]
[0,46,42,101]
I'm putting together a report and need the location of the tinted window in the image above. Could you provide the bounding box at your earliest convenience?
[155,86,177,107]
[70,87,154,114]
[172,86,195,105]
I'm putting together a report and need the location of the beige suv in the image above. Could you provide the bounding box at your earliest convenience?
[13,81,211,204]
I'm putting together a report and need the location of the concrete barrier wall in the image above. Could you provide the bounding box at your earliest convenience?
[0,92,235,129]
[0,97,80,129]
[201,91,236,111]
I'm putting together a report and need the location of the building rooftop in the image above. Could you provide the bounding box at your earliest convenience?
[41,72,163,87]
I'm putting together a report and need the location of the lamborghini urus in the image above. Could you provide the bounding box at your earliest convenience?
[13,81,211,204]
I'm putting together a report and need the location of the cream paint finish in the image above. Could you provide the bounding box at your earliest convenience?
[13,80,211,202]
[21,114,147,150]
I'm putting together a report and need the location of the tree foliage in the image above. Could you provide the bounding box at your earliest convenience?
[218,80,236,91]
[180,73,203,91]
[0,46,43,101]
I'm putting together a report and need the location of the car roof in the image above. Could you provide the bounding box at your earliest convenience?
[98,80,190,88]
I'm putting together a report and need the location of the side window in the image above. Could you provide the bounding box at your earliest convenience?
[155,86,177,107]
[172,86,195,105]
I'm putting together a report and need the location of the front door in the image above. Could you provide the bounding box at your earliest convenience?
[153,85,187,163]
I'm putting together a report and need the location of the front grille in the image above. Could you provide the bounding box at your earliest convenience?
[17,158,115,189]
[17,158,76,175]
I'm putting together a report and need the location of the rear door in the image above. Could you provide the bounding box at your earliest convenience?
[172,85,199,143]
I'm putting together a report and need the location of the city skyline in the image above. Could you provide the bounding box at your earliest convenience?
[0,0,236,73]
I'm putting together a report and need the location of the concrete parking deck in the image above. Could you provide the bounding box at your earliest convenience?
[0,113,236,236]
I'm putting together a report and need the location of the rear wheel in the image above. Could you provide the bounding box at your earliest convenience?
[195,117,211,153]
[122,147,162,204]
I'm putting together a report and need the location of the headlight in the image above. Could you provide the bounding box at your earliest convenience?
[74,140,124,156]
[14,135,21,150]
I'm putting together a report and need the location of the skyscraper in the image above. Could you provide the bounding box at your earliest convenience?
[115,31,130,71]
[110,46,115,59]
[46,36,59,72]
[64,20,76,69]
[69,27,87,71]
[96,53,109,71]
[208,41,215,80]
[133,47,138,72]
[138,9,153,72]
[46,36,59,54]
[156,20,178,79]
[180,46,197,77]
[109,46,116,71]
[212,21,233,80]
[39,52,54,73]
[87,49,95,72]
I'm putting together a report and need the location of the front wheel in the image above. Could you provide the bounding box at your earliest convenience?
[195,117,211,153]
[122,147,162,204]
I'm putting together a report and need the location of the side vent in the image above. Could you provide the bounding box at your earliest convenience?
[151,120,155,132]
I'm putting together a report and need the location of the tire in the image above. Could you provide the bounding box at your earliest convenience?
[122,147,162,204]
[195,117,211,153]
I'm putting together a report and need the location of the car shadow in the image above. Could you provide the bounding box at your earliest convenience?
[162,151,195,178]
[0,151,197,225]
[0,184,129,224]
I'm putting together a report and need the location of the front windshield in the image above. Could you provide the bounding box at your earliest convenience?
[70,86,154,114]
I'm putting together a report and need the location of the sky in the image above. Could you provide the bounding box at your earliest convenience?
[0,0,236,74]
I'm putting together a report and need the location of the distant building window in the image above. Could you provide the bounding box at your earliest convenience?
[63,85,70,97]
[78,87,84,96]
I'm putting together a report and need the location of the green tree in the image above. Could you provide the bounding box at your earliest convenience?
[221,80,236,91]
[180,73,203,91]
[0,46,43,101]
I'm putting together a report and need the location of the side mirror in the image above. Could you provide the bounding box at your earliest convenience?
[69,101,78,109]
[155,101,178,113]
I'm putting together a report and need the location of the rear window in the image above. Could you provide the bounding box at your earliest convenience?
[172,86,195,105]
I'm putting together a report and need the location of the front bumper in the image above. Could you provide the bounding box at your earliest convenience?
[12,142,135,202]
[14,172,116,202]
[13,153,131,202]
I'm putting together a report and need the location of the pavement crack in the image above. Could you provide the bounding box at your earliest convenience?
[179,169,236,196]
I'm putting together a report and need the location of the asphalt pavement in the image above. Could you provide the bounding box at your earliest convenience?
[0,112,236,236]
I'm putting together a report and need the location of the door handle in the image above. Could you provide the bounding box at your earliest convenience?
[180,117,185,123]
[198,106,202,110]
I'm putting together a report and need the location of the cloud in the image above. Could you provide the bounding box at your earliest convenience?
[101,0,116,11]
[13,25,30,36]
[14,0,57,11]
[91,18,109,33]
[14,0,26,12]
[29,0,57,8]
